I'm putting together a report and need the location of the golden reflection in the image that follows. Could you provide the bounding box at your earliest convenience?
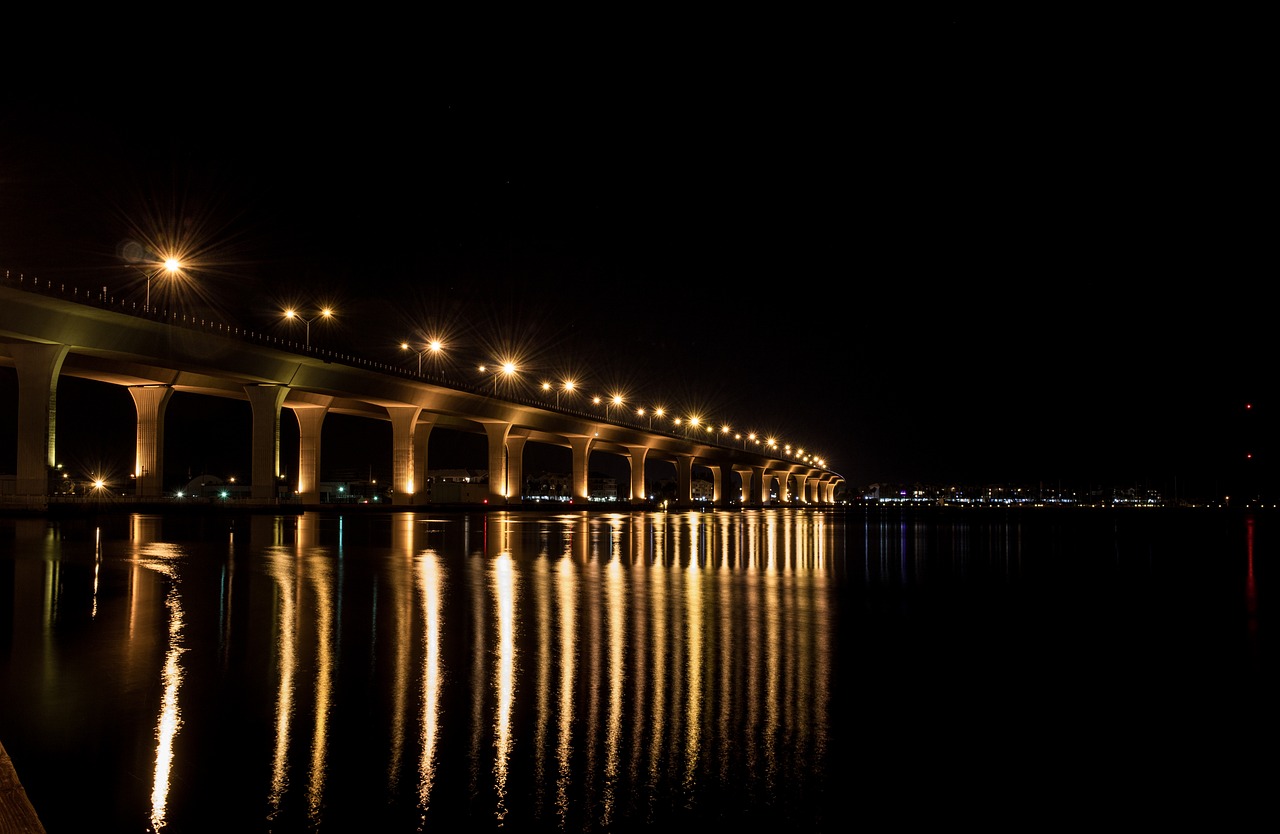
[296,511,321,550]
[555,555,576,826]
[91,526,102,619]
[265,548,298,819]
[809,544,834,780]
[306,553,336,824]
[647,535,668,795]
[683,528,703,793]
[146,559,184,834]
[468,544,485,797]
[389,514,416,793]
[717,519,733,783]
[745,553,761,781]
[763,538,781,792]
[627,519,649,794]
[584,519,602,805]
[602,537,625,826]
[417,548,444,820]
[492,552,517,824]
[533,554,551,818]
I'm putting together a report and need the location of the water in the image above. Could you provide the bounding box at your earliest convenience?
[0,507,1273,833]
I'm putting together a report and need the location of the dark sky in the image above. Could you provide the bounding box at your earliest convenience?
[0,23,1271,499]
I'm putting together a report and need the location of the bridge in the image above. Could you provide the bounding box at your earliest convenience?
[0,272,844,510]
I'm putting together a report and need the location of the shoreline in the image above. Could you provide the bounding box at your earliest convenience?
[0,740,46,834]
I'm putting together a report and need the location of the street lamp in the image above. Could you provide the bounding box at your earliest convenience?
[401,339,443,374]
[607,394,623,422]
[479,362,517,394]
[138,257,182,312]
[284,307,334,348]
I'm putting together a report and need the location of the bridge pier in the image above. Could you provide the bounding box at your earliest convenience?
[290,403,329,504]
[7,342,68,504]
[482,422,512,504]
[128,385,173,500]
[245,384,288,502]
[387,406,422,507]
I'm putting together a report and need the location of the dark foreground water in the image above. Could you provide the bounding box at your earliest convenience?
[0,506,1274,833]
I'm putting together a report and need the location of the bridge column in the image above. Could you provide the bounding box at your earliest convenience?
[675,454,695,507]
[387,406,422,506]
[290,403,330,504]
[765,471,785,504]
[710,463,728,507]
[7,342,68,501]
[624,445,649,503]
[128,385,173,499]
[568,436,595,500]
[413,413,438,503]
[793,473,809,504]
[736,467,754,506]
[482,422,512,503]
[505,432,528,504]
[747,465,766,505]
[245,384,288,501]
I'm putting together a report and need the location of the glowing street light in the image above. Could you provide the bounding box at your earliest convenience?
[607,394,624,422]
[541,379,575,408]
[136,257,182,312]
[283,307,334,348]
[479,361,517,394]
[400,339,443,374]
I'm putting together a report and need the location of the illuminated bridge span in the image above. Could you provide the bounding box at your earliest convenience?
[0,273,843,510]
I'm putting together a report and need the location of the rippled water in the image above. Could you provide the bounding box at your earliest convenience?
[0,507,1273,832]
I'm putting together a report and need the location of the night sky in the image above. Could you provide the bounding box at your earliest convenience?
[0,24,1270,500]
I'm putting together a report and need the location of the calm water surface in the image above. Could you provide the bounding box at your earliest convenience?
[0,507,1273,832]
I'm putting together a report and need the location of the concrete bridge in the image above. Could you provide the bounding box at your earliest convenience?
[0,273,843,510]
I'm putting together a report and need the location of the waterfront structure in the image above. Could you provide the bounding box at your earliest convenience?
[0,275,842,510]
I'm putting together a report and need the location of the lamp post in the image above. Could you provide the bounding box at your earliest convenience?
[138,257,182,312]
[401,339,443,374]
[479,362,517,395]
[284,307,334,348]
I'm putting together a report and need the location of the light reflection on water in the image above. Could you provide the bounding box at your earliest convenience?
[0,507,1272,832]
